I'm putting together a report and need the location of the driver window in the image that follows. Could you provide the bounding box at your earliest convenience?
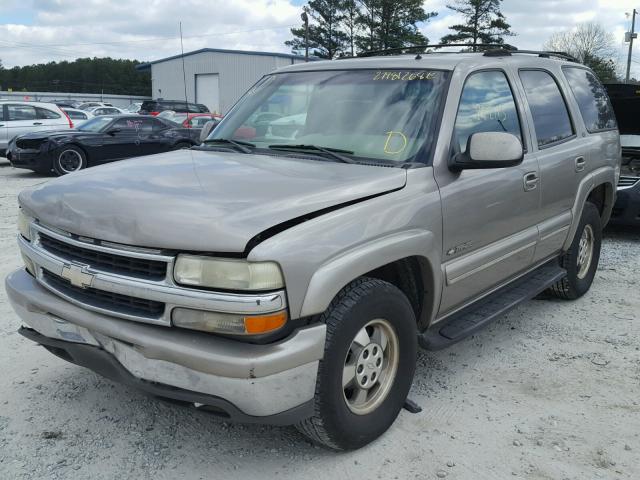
[453,71,522,154]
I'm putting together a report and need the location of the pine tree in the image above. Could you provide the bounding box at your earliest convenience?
[285,1,348,59]
[440,0,514,48]
[356,0,436,52]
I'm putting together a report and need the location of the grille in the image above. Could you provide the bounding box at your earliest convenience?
[16,138,46,150]
[618,176,639,188]
[39,233,167,280]
[42,269,165,318]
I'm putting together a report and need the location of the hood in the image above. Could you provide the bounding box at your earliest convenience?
[19,149,406,252]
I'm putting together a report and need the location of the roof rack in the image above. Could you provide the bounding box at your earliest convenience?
[356,43,517,57]
[353,43,579,63]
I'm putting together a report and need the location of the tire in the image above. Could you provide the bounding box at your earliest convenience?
[172,142,192,150]
[53,146,87,176]
[547,202,602,300]
[296,277,417,450]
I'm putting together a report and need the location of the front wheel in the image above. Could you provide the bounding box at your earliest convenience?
[547,201,602,299]
[296,278,417,450]
[53,146,87,176]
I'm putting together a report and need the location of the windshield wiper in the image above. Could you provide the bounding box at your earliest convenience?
[268,144,356,164]
[203,138,255,153]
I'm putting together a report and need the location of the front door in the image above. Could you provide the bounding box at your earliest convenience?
[435,70,540,316]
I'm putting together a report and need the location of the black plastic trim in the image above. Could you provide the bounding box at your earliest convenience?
[19,327,314,426]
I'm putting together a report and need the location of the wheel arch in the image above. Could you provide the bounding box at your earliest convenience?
[299,229,441,331]
[563,167,615,250]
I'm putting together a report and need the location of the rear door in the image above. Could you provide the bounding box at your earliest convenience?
[0,106,8,151]
[516,69,584,261]
[35,106,68,132]
[436,69,540,315]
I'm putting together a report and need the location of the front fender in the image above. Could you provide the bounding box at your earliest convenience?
[300,229,438,318]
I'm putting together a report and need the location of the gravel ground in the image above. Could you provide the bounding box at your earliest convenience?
[0,158,638,480]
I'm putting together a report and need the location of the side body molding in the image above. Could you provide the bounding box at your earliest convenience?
[300,229,437,318]
[562,166,616,251]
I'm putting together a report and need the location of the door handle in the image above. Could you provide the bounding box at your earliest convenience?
[523,172,539,192]
[575,156,586,172]
[32,122,43,125]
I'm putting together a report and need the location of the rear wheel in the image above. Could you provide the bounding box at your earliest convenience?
[547,202,602,299]
[53,146,87,176]
[296,278,417,450]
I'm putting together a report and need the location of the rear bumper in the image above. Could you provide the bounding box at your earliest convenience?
[6,268,326,424]
[610,180,640,226]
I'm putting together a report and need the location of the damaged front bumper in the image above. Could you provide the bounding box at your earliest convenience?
[6,268,326,424]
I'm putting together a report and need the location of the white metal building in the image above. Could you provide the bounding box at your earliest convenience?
[136,48,309,115]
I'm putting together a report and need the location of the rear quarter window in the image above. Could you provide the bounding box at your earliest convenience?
[36,107,61,119]
[562,67,617,132]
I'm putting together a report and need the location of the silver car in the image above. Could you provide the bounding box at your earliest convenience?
[6,47,620,450]
[0,101,72,156]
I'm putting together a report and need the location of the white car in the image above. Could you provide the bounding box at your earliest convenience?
[61,108,94,125]
[124,102,142,113]
[77,101,114,111]
[86,106,126,116]
[0,101,73,156]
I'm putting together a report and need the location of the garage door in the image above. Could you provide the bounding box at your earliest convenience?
[195,74,220,114]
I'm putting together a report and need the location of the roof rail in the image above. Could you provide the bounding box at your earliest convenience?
[356,43,517,58]
[350,44,579,63]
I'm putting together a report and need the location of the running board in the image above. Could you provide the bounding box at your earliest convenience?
[419,262,566,350]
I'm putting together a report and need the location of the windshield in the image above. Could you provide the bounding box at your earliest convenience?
[209,69,450,163]
[76,116,114,132]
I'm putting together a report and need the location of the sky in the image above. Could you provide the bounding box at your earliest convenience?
[0,0,639,77]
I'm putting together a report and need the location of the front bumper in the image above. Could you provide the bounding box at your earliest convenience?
[610,177,640,226]
[6,268,326,424]
[7,145,52,172]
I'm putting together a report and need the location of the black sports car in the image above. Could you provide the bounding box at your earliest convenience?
[6,115,201,175]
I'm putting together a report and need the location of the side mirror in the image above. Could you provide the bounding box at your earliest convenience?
[199,120,217,143]
[106,128,121,136]
[449,132,523,171]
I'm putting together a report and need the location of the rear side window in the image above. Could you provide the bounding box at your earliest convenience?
[7,104,37,121]
[36,107,61,119]
[562,67,617,132]
[453,70,522,153]
[65,110,87,120]
[519,70,574,147]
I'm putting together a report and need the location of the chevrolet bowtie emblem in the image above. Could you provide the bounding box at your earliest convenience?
[60,264,94,289]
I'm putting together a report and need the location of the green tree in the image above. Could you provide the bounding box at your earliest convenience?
[583,54,618,83]
[441,0,514,48]
[0,57,150,95]
[285,0,348,59]
[356,0,436,52]
[341,0,360,56]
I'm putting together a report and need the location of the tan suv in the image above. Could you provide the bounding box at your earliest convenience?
[6,46,620,450]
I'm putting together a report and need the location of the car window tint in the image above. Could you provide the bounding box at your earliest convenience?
[187,104,200,113]
[191,117,211,127]
[36,107,61,119]
[453,71,522,153]
[562,67,617,132]
[519,70,574,147]
[64,110,86,120]
[7,104,37,121]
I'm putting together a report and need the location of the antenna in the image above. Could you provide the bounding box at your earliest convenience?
[179,22,188,105]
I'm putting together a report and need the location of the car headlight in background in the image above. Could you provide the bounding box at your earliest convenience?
[173,255,284,291]
[172,308,288,335]
[17,209,34,241]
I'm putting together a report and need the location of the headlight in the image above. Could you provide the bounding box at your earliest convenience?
[172,308,288,335]
[173,255,284,291]
[17,209,34,241]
